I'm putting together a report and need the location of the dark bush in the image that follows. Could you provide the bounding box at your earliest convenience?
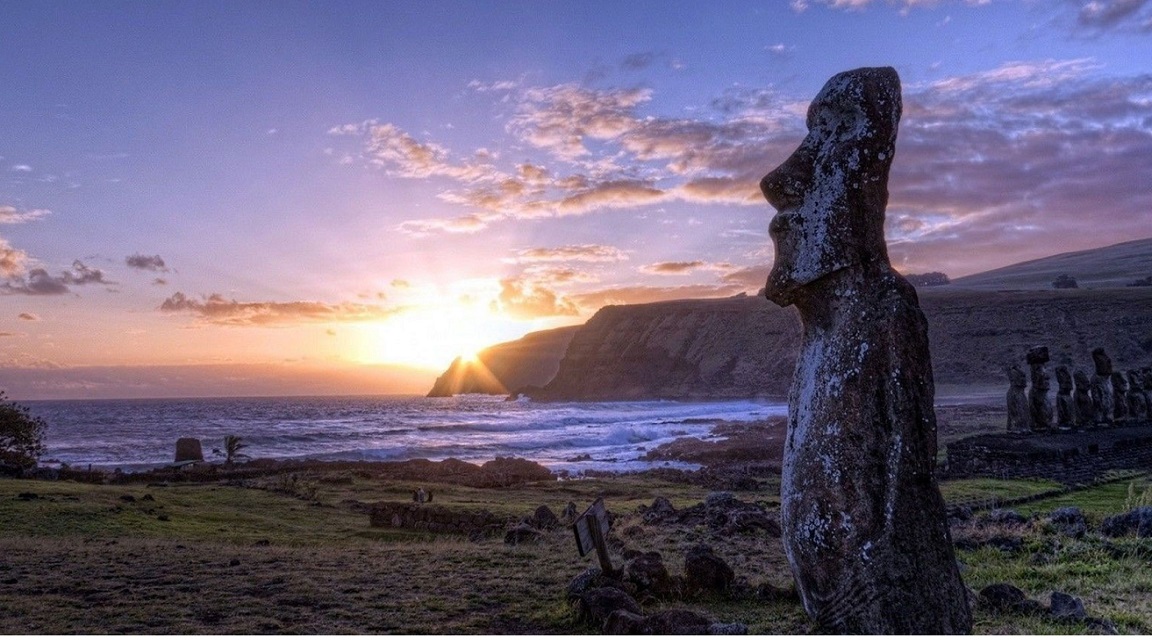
[0,391,47,468]
[1128,276,1152,287]
[1052,274,1079,289]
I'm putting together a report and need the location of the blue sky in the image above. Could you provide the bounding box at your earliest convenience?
[2,0,1151,398]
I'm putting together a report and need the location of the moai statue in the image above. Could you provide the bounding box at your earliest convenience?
[1091,348,1114,425]
[1073,370,1094,428]
[760,67,971,634]
[1110,371,1131,423]
[1112,371,1129,423]
[1055,365,1075,429]
[1006,365,1031,432]
[1027,346,1053,431]
[1143,368,1152,417]
[1127,370,1149,421]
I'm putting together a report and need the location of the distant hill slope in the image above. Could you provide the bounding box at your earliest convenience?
[426,325,579,397]
[428,239,1152,400]
[950,238,1152,290]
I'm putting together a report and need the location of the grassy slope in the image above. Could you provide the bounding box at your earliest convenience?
[3,471,1152,634]
[950,237,1152,290]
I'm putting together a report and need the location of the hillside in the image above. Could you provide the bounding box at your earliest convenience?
[426,325,579,397]
[428,238,1152,400]
[950,238,1152,290]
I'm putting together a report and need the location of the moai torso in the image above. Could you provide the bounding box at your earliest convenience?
[1091,348,1114,425]
[1006,365,1031,432]
[1112,371,1129,422]
[1027,346,1053,431]
[760,67,970,634]
[1073,370,1094,428]
[1127,371,1148,421]
[1055,365,1075,429]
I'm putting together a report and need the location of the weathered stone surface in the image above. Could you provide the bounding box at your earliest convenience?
[1006,365,1031,432]
[984,508,1028,527]
[1092,348,1115,424]
[683,544,734,596]
[1126,370,1148,420]
[577,587,643,626]
[1048,506,1087,538]
[1049,591,1086,621]
[1055,365,1075,428]
[528,505,560,530]
[602,609,647,634]
[759,66,971,634]
[641,496,677,523]
[623,551,674,597]
[1029,348,1053,431]
[503,523,543,545]
[1100,506,1152,538]
[174,437,204,462]
[1111,372,1130,422]
[978,583,1043,615]
[1073,370,1094,428]
[640,609,713,634]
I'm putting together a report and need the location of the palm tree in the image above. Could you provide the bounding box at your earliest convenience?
[223,435,248,465]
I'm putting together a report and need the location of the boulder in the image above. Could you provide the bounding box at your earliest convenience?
[983,509,1028,527]
[1048,506,1087,538]
[1100,506,1152,538]
[529,505,560,530]
[641,496,677,523]
[623,551,674,597]
[602,609,647,634]
[977,583,1043,615]
[1048,591,1086,621]
[577,587,642,626]
[640,609,713,634]
[683,544,735,596]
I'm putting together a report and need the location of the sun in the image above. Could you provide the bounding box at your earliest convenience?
[358,304,522,370]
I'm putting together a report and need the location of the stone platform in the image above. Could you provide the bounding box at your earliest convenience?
[945,423,1152,485]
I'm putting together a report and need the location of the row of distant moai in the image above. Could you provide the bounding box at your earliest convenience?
[1007,346,1152,432]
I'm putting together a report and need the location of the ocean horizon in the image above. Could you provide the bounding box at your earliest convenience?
[25,394,787,475]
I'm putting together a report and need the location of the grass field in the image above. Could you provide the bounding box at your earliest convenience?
[3,470,1151,634]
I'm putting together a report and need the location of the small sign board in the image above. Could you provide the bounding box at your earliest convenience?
[572,498,613,572]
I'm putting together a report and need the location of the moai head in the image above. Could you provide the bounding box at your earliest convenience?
[1008,365,1028,388]
[760,67,901,307]
[1092,348,1113,376]
[1055,366,1073,393]
[1073,370,1091,389]
[1112,371,1128,393]
[1026,346,1050,366]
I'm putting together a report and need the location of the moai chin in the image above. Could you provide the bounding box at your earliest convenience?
[1112,371,1130,422]
[1026,346,1053,432]
[1055,365,1075,429]
[1073,370,1094,428]
[1006,365,1031,432]
[1091,348,1114,425]
[760,67,971,634]
[1127,370,1149,421]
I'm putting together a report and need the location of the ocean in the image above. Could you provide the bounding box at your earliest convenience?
[25,395,786,474]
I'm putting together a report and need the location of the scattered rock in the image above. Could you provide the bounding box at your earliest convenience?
[709,622,750,634]
[1086,617,1120,634]
[602,609,647,634]
[577,587,642,626]
[623,551,674,597]
[641,496,677,523]
[977,583,1043,615]
[529,505,560,530]
[683,544,734,596]
[141,494,155,502]
[562,501,578,522]
[254,539,270,546]
[622,525,644,538]
[504,523,544,545]
[1100,506,1152,538]
[1048,506,1087,538]
[567,568,605,602]
[17,492,39,501]
[1048,591,1086,621]
[119,495,136,502]
[641,609,713,634]
[228,558,241,567]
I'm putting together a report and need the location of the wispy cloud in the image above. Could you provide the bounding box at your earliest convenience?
[1074,0,1152,34]
[507,244,629,263]
[0,238,28,278]
[1,260,113,296]
[0,205,50,224]
[158,292,402,327]
[490,277,580,319]
[639,260,735,276]
[17,312,39,321]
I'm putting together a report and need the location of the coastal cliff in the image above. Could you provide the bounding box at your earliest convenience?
[429,288,1152,401]
[426,325,579,397]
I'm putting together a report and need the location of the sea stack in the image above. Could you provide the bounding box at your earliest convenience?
[760,67,971,633]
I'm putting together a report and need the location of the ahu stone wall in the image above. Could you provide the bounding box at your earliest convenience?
[369,502,509,536]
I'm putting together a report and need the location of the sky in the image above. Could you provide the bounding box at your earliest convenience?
[1,0,1150,399]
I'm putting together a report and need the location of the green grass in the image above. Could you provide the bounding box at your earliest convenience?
[3,471,1151,633]
[940,477,1065,507]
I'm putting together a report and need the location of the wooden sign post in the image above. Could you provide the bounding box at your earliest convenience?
[572,497,613,573]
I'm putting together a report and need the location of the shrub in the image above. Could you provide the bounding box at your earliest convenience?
[1052,274,1079,289]
[1128,276,1152,287]
[0,391,47,468]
